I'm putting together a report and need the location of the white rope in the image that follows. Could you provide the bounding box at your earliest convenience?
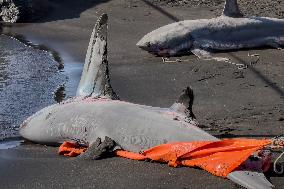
[269,137,284,174]
[248,53,260,66]
[162,57,191,63]
[162,57,248,70]
[162,52,262,70]
[271,137,284,148]
[274,151,284,174]
[223,59,248,70]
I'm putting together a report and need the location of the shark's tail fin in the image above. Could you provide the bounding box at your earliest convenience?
[222,0,243,18]
[76,13,119,99]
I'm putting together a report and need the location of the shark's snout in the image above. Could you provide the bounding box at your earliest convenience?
[19,117,33,137]
[19,105,61,144]
[136,37,162,55]
[137,29,194,56]
[136,38,178,56]
[19,115,40,141]
[19,119,28,130]
[137,39,172,56]
[136,37,151,50]
[19,120,32,140]
[136,38,143,47]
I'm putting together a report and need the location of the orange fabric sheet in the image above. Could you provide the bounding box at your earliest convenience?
[58,141,87,157]
[58,139,271,177]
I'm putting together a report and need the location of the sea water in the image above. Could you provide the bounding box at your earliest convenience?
[0,34,68,147]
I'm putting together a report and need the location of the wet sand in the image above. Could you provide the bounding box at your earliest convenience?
[151,0,284,18]
[0,0,283,188]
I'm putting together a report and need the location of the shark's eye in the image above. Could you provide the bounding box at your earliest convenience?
[146,42,151,48]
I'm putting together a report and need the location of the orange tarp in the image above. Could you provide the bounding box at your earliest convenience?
[58,139,271,177]
[58,141,86,157]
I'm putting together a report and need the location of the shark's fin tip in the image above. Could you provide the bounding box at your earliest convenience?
[222,0,243,18]
[76,13,118,100]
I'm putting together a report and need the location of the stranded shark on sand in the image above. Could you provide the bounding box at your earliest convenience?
[19,14,275,189]
[136,0,284,64]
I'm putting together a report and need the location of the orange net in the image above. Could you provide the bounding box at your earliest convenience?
[58,139,271,177]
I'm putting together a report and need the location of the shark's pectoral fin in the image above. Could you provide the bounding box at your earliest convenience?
[76,13,119,100]
[228,171,274,189]
[222,0,243,18]
[191,47,247,69]
[78,136,117,160]
[191,47,213,60]
[191,47,229,62]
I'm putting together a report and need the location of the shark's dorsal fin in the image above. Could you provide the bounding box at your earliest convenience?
[170,87,196,120]
[76,13,119,99]
[222,0,243,18]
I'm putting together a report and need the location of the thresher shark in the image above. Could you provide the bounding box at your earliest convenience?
[137,0,284,66]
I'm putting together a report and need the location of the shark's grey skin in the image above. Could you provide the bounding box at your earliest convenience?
[19,14,274,189]
[136,0,284,60]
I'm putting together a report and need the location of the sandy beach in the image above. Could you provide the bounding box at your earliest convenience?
[0,0,283,188]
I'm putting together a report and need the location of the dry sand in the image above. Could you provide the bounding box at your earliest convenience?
[150,0,284,18]
[0,0,283,188]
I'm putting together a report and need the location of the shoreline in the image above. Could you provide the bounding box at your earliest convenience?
[0,34,67,141]
[0,31,83,98]
[0,32,82,144]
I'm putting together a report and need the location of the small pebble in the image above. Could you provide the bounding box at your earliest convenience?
[278,117,284,121]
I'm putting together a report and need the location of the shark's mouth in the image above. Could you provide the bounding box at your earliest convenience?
[156,41,192,56]
[157,49,172,56]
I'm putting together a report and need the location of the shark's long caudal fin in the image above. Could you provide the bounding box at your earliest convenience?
[76,13,119,99]
[222,0,243,18]
[170,87,196,120]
